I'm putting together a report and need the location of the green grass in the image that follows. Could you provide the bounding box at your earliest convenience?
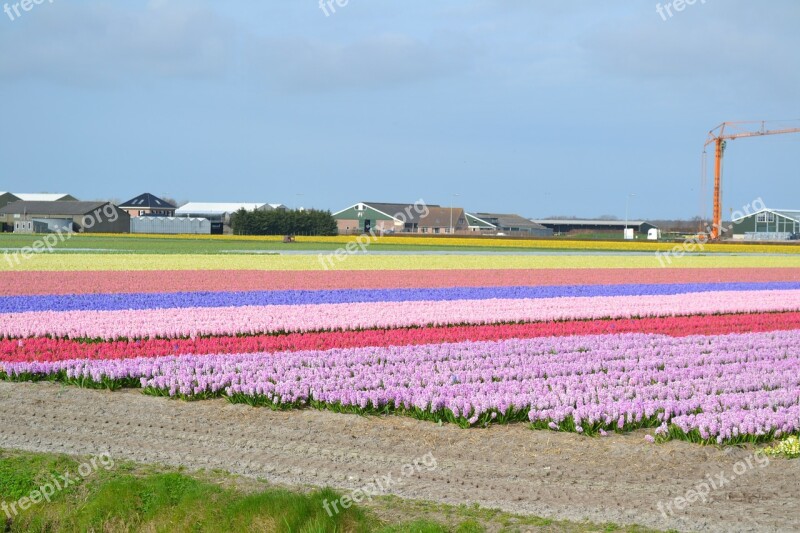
[0,450,664,532]
[0,234,644,255]
[0,234,546,254]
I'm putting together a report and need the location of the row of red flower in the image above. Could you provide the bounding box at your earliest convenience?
[4,311,800,363]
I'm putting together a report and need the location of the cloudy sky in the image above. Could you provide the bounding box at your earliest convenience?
[1,0,798,219]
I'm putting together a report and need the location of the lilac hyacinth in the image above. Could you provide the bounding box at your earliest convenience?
[4,330,800,443]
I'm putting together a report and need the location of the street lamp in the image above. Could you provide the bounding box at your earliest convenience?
[450,193,461,234]
[625,193,636,239]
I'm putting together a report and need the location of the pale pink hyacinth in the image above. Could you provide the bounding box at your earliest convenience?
[2,290,800,340]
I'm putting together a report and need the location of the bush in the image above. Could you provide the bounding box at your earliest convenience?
[231,208,338,236]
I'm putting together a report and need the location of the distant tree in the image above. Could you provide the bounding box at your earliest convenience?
[160,196,179,208]
[597,215,619,221]
[231,208,337,236]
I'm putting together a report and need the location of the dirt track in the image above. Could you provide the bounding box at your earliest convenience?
[1,381,798,532]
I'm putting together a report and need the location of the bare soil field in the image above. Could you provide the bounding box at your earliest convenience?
[1,381,797,532]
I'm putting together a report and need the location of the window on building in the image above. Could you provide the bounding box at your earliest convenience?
[756,213,775,223]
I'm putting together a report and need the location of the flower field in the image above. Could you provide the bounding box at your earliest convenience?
[3,252,800,445]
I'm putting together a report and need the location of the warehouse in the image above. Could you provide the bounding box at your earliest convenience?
[731,208,800,240]
[0,193,77,231]
[532,218,657,236]
[0,201,130,234]
[471,213,553,237]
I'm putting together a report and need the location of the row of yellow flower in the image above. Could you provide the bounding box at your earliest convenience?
[4,254,800,272]
[72,233,800,254]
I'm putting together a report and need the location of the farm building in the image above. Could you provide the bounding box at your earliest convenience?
[131,216,210,235]
[175,202,277,234]
[417,207,470,234]
[532,218,657,236]
[731,208,800,240]
[464,213,497,232]
[0,193,78,230]
[332,202,550,235]
[471,213,553,237]
[0,192,19,210]
[333,202,486,235]
[0,193,18,230]
[0,201,130,234]
[119,193,177,217]
[332,202,437,234]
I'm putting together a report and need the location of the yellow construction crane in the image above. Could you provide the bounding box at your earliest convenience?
[703,120,800,239]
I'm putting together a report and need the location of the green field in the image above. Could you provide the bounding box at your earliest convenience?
[0,450,663,533]
[0,234,594,255]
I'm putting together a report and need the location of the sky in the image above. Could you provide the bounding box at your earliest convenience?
[0,0,798,220]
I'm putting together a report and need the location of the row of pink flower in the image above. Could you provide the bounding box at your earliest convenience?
[3,331,799,442]
[5,268,800,295]
[5,311,800,363]
[3,290,800,340]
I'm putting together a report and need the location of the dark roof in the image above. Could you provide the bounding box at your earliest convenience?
[474,213,549,230]
[119,193,176,209]
[0,201,112,216]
